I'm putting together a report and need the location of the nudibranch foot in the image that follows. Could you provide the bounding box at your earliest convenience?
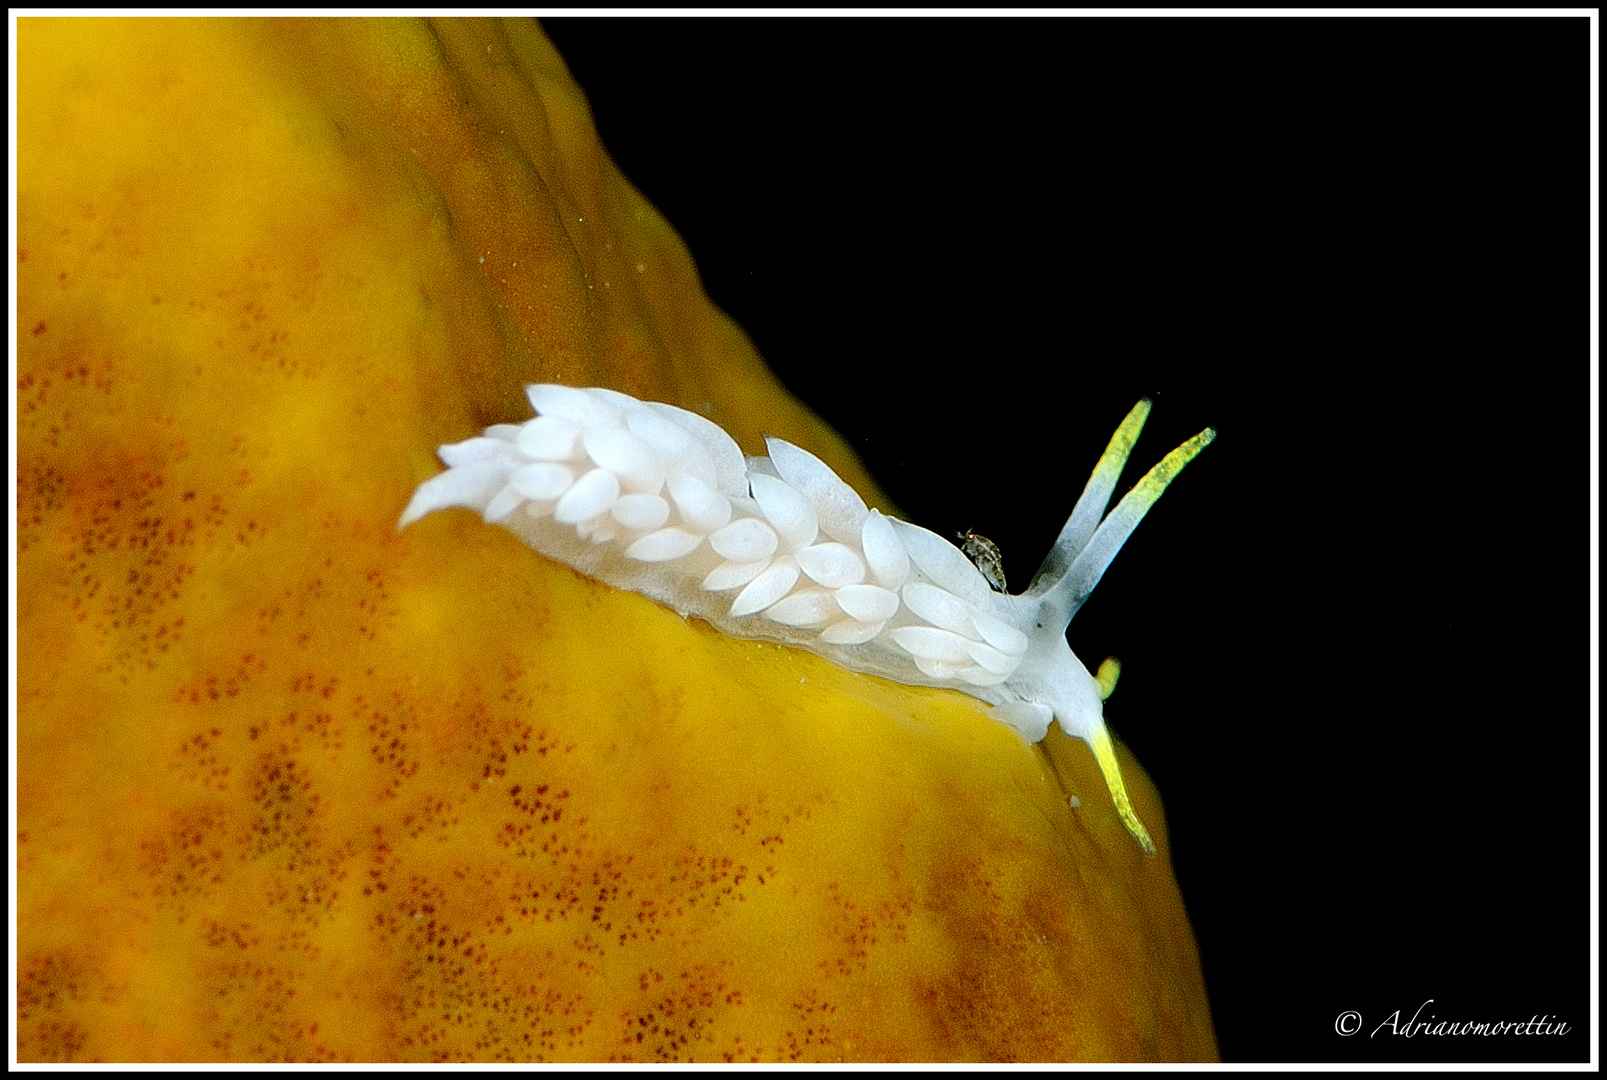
[401,385,1213,853]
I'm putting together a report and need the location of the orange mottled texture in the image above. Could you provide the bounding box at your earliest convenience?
[15,17,1217,1062]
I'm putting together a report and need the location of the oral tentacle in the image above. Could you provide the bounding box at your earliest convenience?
[1087,723,1157,856]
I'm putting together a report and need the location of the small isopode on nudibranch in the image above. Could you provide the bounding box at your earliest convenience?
[958,530,1008,595]
[400,385,1214,855]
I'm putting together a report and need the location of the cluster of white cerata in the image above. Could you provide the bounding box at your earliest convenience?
[400,383,1214,854]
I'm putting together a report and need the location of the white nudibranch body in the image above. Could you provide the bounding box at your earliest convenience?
[400,384,1214,854]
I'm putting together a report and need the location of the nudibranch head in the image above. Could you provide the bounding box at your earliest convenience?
[401,386,1213,854]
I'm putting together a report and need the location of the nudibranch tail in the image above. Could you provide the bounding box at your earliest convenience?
[400,384,1213,855]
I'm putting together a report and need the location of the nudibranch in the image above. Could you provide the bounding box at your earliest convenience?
[401,385,1214,854]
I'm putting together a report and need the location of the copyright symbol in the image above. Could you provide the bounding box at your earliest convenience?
[1334,1010,1362,1036]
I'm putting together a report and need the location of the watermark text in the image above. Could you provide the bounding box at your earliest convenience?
[1331,1000,1570,1039]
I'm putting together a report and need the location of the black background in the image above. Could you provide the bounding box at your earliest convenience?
[541,16,1590,1065]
